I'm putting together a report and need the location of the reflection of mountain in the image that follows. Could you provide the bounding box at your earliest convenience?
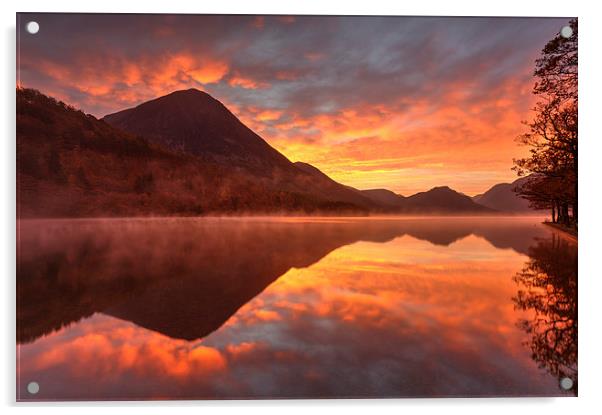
[18,217,550,343]
[513,233,578,395]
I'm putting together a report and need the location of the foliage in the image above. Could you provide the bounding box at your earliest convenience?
[513,19,578,226]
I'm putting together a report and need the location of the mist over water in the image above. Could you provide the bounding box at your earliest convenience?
[16,216,576,399]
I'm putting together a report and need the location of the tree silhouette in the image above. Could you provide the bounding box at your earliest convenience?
[514,19,578,227]
[513,234,577,395]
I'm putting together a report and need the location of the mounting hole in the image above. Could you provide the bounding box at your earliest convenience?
[26,21,39,34]
[560,377,574,390]
[27,381,40,394]
[560,25,573,39]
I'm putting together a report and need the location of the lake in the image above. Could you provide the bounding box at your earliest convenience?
[16,216,577,400]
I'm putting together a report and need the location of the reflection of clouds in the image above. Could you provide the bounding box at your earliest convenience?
[18,219,566,399]
[207,234,561,397]
[23,318,227,380]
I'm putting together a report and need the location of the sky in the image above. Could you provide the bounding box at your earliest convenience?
[17,14,571,196]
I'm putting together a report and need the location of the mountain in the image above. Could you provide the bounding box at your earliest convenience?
[103,88,292,173]
[16,88,365,217]
[103,89,376,209]
[473,176,540,213]
[361,186,493,214]
[361,189,406,208]
[402,186,494,213]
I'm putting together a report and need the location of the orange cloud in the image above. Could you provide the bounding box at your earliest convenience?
[189,61,229,84]
[152,53,229,86]
[255,109,283,122]
[228,74,268,89]
[28,52,233,117]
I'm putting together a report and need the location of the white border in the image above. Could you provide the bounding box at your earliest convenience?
[3,1,602,414]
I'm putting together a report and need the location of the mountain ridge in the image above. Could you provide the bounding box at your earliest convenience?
[360,185,493,214]
[472,175,541,213]
[18,87,526,216]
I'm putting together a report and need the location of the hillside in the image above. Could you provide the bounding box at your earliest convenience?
[103,89,377,209]
[402,186,494,213]
[361,186,494,214]
[473,176,540,213]
[16,88,365,217]
[361,189,406,208]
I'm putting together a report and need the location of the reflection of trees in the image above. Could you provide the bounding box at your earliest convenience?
[513,234,577,395]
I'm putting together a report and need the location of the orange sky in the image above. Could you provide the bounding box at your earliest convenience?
[17,14,570,195]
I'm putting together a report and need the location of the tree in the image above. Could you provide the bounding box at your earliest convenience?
[514,19,578,227]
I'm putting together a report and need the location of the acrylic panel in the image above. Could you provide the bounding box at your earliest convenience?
[16,13,578,401]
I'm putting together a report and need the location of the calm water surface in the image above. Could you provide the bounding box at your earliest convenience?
[16,216,577,400]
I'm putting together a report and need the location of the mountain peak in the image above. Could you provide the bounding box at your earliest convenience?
[428,186,454,193]
[103,89,292,171]
[406,185,493,213]
[149,88,224,108]
[168,88,211,98]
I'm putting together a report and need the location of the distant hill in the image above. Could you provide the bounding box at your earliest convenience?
[361,186,493,214]
[361,189,406,207]
[473,176,540,213]
[402,186,494,213]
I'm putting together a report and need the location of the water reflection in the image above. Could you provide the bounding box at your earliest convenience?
[513,233,578,395]
[16,217,575,400]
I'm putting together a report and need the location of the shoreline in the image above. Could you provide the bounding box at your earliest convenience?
[543,221,578,242]
[16,214,548,222]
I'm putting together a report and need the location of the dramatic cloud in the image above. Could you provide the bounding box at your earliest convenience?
[17,13,571,194]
